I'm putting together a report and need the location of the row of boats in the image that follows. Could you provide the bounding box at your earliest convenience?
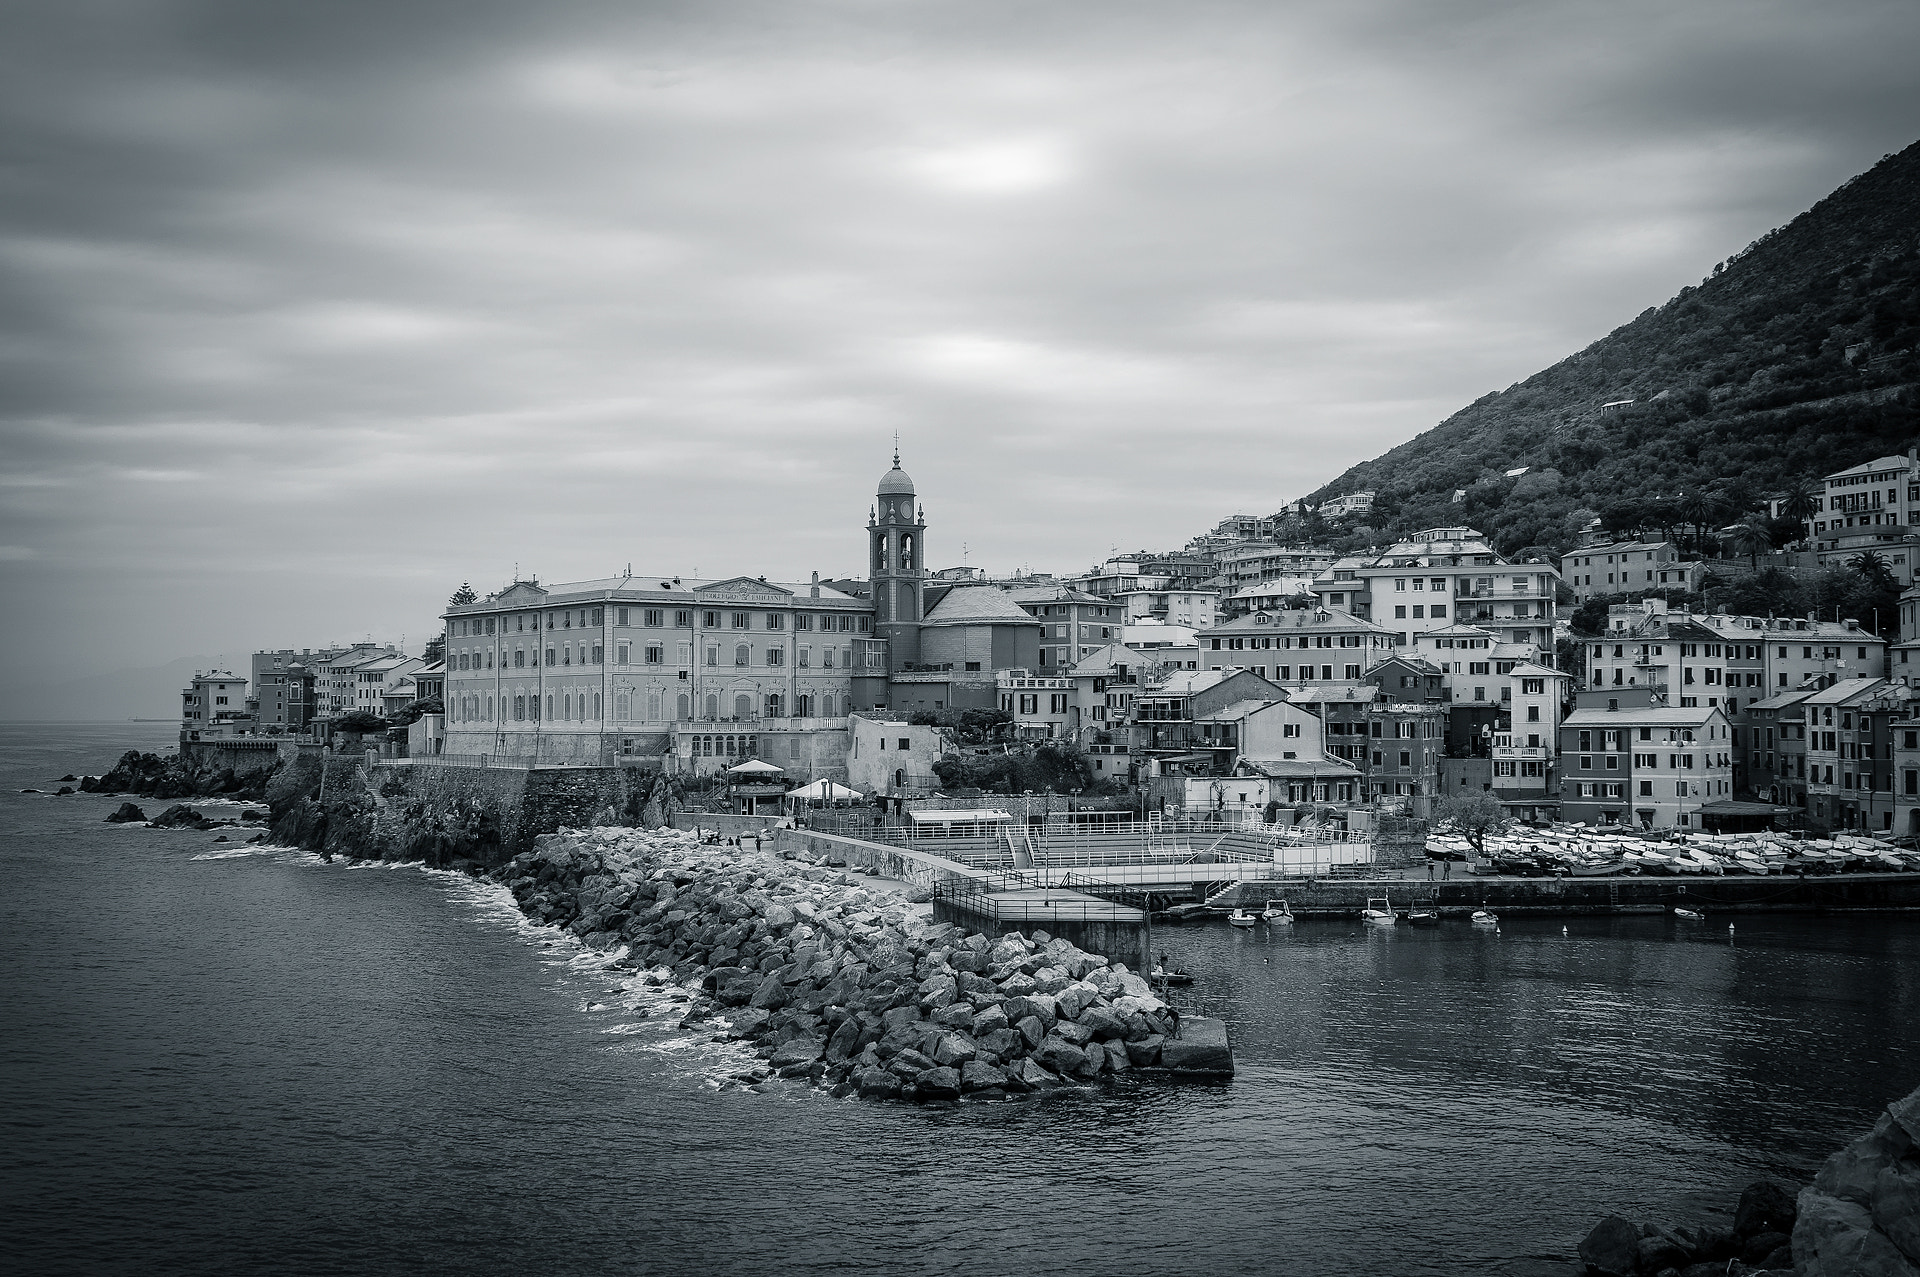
[1225,896,1500,928]
[1428,829,1920,879]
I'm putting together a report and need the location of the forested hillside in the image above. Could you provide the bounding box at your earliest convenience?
[1304,139,1920,557]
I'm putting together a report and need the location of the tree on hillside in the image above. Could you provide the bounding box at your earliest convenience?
[333,710,386,734]
[1731,514,1774,568]
[449,582,477,607]
[1850,550,1897,594]
[1434,792,1511,858]
[1570,598,1611,636]
[1778,477,1822,525]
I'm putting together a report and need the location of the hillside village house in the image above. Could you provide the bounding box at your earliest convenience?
[847,715,948,796]
[1560,540,1703,603]
[1308,526,1559,650]
[997,583,1121,671]
[1800,677,1917,831]
[1805,451,1920,586]
[181,671,248,737]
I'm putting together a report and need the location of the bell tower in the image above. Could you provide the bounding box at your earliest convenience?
[870,447,925,671]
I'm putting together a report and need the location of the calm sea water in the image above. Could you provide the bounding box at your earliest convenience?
[3,723,1916,1276]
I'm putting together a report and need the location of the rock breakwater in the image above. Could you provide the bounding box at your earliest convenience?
[500,825,1185,1101]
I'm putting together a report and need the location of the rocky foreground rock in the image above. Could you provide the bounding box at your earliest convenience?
[1578,1081,1920,1276]
[499,825,1184,1100]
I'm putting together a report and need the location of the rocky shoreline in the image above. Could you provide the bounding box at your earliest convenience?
[499,824,1198,1100]
[79,749,277,804]
[1578,1081,1920,1276]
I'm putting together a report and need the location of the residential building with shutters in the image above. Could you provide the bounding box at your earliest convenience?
[1560,540,1702,603]
[1557,702,1733,829]
[1740,688,1814,809]
[1200,608,1395,684]
[1800,678,1916,832]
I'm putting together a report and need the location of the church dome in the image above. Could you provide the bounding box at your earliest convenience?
[878,458,915,496]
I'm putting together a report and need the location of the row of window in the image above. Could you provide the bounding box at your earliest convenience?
[454,643,872,672]
[1574,780,1729,798]
[1214,633,1371,651]
[452,608,872,637]
[1212,663,1368,681]
[452,691,839,723]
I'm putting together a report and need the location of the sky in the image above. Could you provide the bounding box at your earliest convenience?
[3,0,1919,707]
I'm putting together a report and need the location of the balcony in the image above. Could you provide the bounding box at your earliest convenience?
[1493,746,1550,760]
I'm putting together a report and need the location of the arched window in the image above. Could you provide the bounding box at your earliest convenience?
[593,693,601,719]
[797,694,813,717]
[734,693,753,718]
[894,768,906,789]
[765,693,783,717]
[677,693,690,720]
[734,644,750,666]
[704,693,718,718]
[899,533,913,571]
[545,694,554,720]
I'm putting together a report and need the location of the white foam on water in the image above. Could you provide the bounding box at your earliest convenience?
[189,846,272,861]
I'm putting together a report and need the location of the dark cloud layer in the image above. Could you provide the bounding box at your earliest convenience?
[3,0,1918,698]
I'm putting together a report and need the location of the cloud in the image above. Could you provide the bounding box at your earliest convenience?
[0,0,1917,694]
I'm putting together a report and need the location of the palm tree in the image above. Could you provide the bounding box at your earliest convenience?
[1732,514,1774,568]
[1778,478,1821,525]
[1850,550,1897,592]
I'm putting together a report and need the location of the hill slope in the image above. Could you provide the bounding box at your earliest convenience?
[1307,139,1920,555]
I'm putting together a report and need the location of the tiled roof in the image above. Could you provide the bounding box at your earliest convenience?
[923,587,1043,626]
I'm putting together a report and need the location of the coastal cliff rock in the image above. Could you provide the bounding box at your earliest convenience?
[82,750,275,803]
[1576,1081,1920,1276]
[496,825,1181,1102]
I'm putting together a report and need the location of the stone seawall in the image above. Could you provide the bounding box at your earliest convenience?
[1218,874,1920,917]
[498,825,1192,1102]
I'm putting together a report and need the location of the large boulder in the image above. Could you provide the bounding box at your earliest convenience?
[1816,1112,1915,1206]
[915,1067,962,1101]
[1078,1007,1128,1041]
[1125,1034,1164,1067]
[1053,982,1098,1021]
[104,802,146,824]
[1033,1033,1089,1079]
[1735,1181,1800,1240]
[930,1033,978,1068]
[1794,1190,1920,1277]
[1576,1215,1641,1277]
[748,972,790,1010]
[970,1004,1009,1038]
[857,1066,902,1099]
[1877,1162,1920,1264]
[824,1019,862,1062]
[959,1061,1008,1093]
[1009,1057,1057,1090]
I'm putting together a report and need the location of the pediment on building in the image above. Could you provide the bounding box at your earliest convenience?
[697,576,796,603]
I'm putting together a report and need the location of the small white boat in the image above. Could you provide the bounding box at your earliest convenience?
[1261,900,1294,925]
[1228,909,1257,927]
[1471,909,1499,926]
[1360,896,1394,924]
[1673,907,1705,920]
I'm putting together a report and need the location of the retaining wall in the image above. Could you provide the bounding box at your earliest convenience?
[1212,873,1920,917]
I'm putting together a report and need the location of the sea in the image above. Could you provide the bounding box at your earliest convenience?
[3,722,1916,1276]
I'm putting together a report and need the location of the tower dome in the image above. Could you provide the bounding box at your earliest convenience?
[878,450,915,497]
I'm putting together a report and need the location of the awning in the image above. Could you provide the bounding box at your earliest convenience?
[726,759,784,774]
[786,778,864,801]
[908,809,1014,824]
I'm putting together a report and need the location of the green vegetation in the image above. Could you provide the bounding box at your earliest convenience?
[1298,140,1920,561]
[1433,792,1511,856]
[931,742,1126,795]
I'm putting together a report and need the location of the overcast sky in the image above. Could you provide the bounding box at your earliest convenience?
[3,0,1919,698]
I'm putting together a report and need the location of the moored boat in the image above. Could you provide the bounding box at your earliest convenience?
[1228,909,1257,927]
[1360,896,1394,924]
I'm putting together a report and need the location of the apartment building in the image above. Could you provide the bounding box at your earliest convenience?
[1739,688,1814,809]
[1560,540,1702,603]
[1066,555,1222,630]
[997,669,1075,739]
[181,671,248,734]
[1200,608,1395,684]
[1588,601,1886,712]
[1309,527,1559,649]
[1213,542,1337,588]
[1801,678,1916,831]
[1317,491,1376,519]
[1285,684,1444,812]
[1806,451,1920,586]
[1557,702,1733,829]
